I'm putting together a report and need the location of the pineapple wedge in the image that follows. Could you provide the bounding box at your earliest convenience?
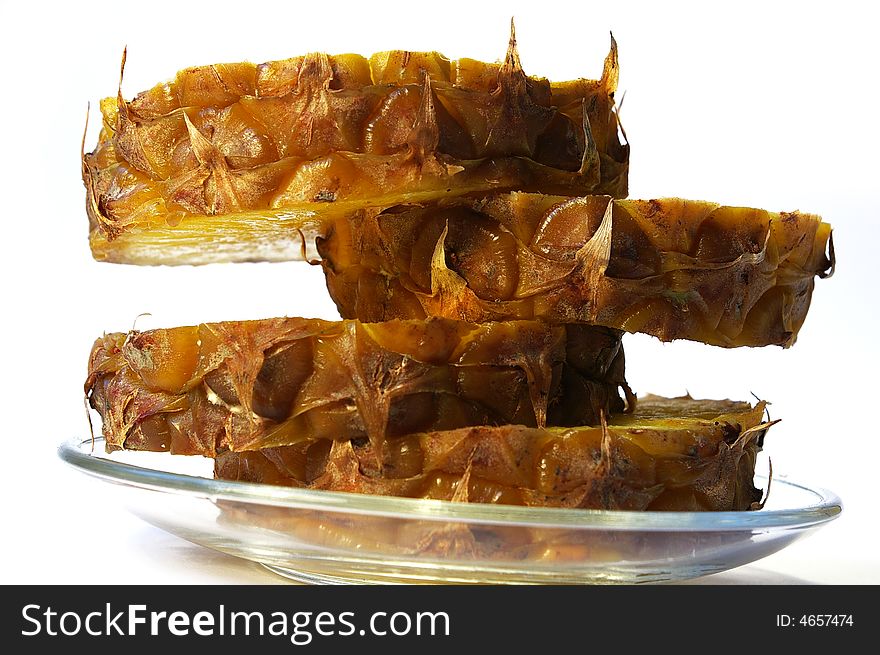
[82,24,627,265]
[215,394,772,511]
[86,317,630,457]
[319,193,833,347]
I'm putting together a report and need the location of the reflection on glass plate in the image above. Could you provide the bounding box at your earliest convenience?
[59,437,841,584]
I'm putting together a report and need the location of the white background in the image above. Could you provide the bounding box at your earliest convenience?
[1,0,877,584]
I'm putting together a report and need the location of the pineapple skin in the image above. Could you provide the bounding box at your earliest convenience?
[215,394,771,512]
[82,32,627,265]
[85,317,630,457]
[319,193,833,347]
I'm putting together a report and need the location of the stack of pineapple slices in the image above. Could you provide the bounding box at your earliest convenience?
[83,24,832,511]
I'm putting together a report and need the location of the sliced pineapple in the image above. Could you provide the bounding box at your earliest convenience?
[216,394,771,511]
[319,193,833,347]
[86,317,630,457]
[82,25,627,265]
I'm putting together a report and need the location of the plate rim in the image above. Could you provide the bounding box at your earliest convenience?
[59,437,842,532]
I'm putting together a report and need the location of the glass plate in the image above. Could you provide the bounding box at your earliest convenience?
[59,437,841,584]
